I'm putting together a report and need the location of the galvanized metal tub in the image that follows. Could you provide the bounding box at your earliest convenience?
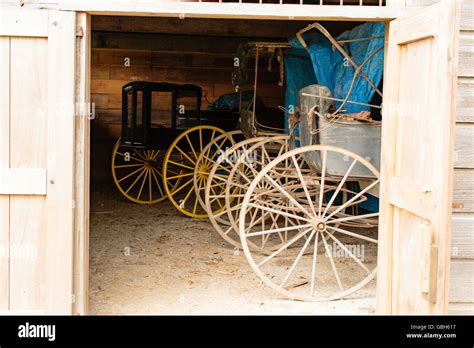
[298,84,381,179]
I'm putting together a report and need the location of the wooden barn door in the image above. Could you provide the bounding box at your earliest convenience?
[377,0,460,314]
[0,10,76,314]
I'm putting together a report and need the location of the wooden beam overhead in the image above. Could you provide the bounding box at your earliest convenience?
[17,2,407,21]
[91,16,358,38]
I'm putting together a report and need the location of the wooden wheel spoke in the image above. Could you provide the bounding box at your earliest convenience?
[211,136,230,161]
[317,149,327,217]
[174,144,196,165]
[208,193,230,199]
[310,231,320,296]
[125,168,147,194]
[210,186,223,209]
[133,150,147,161]
[170,177,194,196]
[205,129,217,159]
[114,163,145,169]
[211,172,229,183]
[326,225,378,244]
[151,150,162,161]
[223,225,234,236]
[164,168,180,176]
[235,167,252,184]
[117,166,145,183]
[214,205,238,218]
[148,167,153,202]
[325,179,380,220]
[328,212,379,225]
[151,167,164,197]
[180,185,195,207]
[246,223,313,237]
[247,202,311,223]
[257,228,313,267]
[116,152,146,164]
[185,134,198,160]
[263,174,312,218]
[322,159,358,217]
[199,128,203,152]
[291,155,316,216]
[211,179,226,192]
[136,168,149,200]
[321,232,344,291]
[151,166,164,179]
[326,232,371,274]
[166,171,194,181]
[167,160,195,171]
[280,230,316,288]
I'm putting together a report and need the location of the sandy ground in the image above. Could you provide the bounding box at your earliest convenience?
[89,184,376,315]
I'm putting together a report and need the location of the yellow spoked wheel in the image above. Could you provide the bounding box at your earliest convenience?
[111,138,172,204]
[162,125,226,218]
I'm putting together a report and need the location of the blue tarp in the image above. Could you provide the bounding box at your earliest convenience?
[206,90,264,111]
[283,48,317,137]
[289,22,385,114]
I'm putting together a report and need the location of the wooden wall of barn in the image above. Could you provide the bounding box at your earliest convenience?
[399,0,474,314]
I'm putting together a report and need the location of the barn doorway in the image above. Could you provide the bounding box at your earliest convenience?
[85,16,384,314]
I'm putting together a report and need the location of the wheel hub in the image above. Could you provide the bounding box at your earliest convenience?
[312,218,326,232]
[198,163,209,177]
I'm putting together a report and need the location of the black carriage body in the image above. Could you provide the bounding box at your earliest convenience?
[121,81,237,150]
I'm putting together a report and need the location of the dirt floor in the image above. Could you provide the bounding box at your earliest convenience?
[89,183,377,315]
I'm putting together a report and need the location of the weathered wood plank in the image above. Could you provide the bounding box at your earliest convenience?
[0,9,48,37]
[398,0,472,30]
[45,10,76,314]
[448,302,474,315]
[0,36,9,310]
[0,168,47,195]
[9,37,48,311]
[92,32,250,54]
[73,12,91,315]
[449,259,474,302]
[459,31,474,77]
[453,169,474,213]
[454,123,474,169]
[451,214,474,259]
[456,78,473,123]
[460,0,473,31]
[44,2,406,21]
[91,16,321,38]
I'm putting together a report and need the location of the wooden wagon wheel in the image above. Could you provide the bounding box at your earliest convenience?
[239,145,380,301]
[193,130,244,215]
[203,137,269,247]
[162,125,226,218]
[221,135,290,250]
[111,138,173,204]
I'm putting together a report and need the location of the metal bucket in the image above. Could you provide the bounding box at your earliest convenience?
[298,84,381,179]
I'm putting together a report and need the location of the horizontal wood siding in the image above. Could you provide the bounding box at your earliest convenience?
[452,0,473,312]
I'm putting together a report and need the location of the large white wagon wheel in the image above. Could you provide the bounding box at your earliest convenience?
[203,137,270,247]
[239,145,380,301]
[193,130,243,215]
[221,135,291,250]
